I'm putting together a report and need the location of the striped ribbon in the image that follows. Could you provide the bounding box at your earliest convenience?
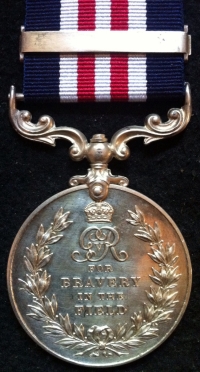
[24,0,185,101]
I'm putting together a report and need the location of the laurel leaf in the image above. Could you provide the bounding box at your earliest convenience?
[60,314,73,336]
[134,233,152,242]
[165,300,178,308]
[148,253,162,265]
[36,224,45,244]
[166,278,181,288]
[37,253,53,269]
[131,312,143,330]
[38,270,51,295]
[24,256,34,273]
[146,291,157,304]
[19,279,34,295]
[135,206,145,222]
[47,235,63,245]
[25,274,37,291]
[110,342,127,350]
[55,220,73,232]
[149,275,163,286]
[54,207,64,223]
[169,256,179,265]
[28,304,46,318]
[56,338,81,347]
[51,294,58,315]
[153,222,161,241]
[162,291,178,307]
[125,339,144,347]
[53,211,71,230]
[116,323,127,340]
[155,311,172,322]
[26,244,38,266]
[166,243,176,258]
[27,313,43,320]
[139,331,158,340]
[146,287,163,305]
[144,303,154,321]
[171,270,181,281]
[127,211,137,220]
[43,296,55,319]
[149,249,165,264]
[38,246,45,260]
[167,283,178,289]
[43,324,64,335]
[167,265,179,277]
[146,226,156,242]
[44,323,62,331]
[124,325,136,339]
[39,228,52,246]
[75,346,99,356]
[59,210,70,221]
[74,323,85,340]
[136,323,151,335]
[126,219,137,226]
[136,323,158,339]
[152,267,163,277]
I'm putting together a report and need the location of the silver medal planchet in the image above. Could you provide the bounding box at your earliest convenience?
[7,84,192,367]
[8,185,191,367]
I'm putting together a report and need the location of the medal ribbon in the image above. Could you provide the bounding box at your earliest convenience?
[24,0,185,101]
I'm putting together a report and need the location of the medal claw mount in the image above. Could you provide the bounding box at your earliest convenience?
[9,83,191,202]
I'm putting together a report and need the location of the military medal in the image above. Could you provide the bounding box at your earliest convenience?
[7,0,192,367]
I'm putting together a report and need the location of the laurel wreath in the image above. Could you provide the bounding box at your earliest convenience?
[20,206,180,357]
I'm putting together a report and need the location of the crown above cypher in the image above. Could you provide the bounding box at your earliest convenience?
[85,202,114,222]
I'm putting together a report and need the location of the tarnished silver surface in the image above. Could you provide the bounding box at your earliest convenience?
[7,185,192,368]
[19,28,191,60]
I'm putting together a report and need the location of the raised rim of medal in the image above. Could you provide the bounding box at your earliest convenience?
[7,185,192,368]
